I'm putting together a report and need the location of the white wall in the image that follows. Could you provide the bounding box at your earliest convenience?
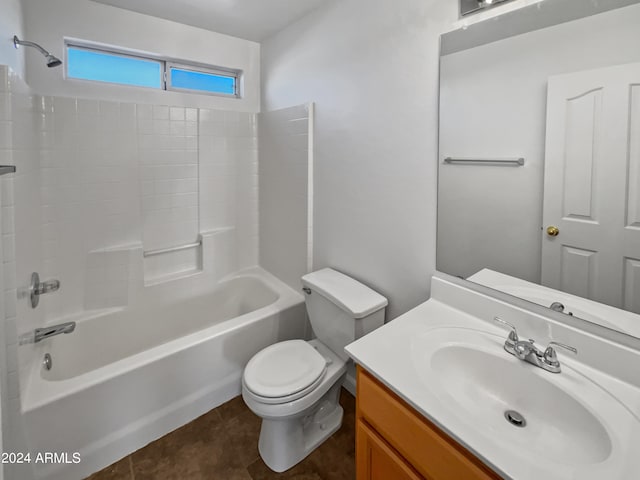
[262,0,458,319]
[21,0,260,112]
[0,0,25,78]
[437,4,640,282]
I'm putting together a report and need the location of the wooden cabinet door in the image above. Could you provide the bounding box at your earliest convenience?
[356,420,423,480]
[356,367,500,480]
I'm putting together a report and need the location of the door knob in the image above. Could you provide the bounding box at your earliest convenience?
[546,226,560,237]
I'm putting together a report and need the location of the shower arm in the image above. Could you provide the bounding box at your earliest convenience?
[13,35,62,68]
[13,36,51,57]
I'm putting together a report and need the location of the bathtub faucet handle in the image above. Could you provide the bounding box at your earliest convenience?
[29,272,61,308]
[36,279,60,295]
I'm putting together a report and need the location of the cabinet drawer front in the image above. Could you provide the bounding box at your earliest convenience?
[357,368,499,480]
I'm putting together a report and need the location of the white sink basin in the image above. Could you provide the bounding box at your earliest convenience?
[346,275,640,479]
[412,328,634,467]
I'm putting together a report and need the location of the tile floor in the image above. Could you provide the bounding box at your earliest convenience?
[86,389,355,480]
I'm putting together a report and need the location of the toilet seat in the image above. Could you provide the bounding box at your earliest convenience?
[243,340,328,404]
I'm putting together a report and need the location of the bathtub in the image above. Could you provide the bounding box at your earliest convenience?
[21,268,306,480]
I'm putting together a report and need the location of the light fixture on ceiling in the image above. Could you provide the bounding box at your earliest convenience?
[461,0,515,16]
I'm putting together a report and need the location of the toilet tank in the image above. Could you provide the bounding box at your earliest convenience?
[301,268,388,361]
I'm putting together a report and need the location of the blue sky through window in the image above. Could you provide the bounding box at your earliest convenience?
[67,48,162,89]
[170,68,236,95]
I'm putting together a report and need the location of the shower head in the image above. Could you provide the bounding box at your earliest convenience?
[13,35,62,68]
[45,54,63,68]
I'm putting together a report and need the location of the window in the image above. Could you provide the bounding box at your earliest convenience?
[167,64,237,96]
[67,47,162,89]
[66,43,240,97]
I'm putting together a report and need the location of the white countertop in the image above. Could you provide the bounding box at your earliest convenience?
[345,281,640,480]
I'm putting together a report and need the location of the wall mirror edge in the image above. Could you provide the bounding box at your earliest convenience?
[436,0,640,342]
[433,271,640,351]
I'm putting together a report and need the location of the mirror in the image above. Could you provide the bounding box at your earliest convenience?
[437,0,640,338]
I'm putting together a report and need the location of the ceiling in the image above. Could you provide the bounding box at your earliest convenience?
[91,0,326,42]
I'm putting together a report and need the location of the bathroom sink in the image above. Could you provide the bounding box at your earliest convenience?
[346,275,640,479]
[412,328,631,467]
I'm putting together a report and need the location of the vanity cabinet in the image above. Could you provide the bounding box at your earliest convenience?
[357,420,422,480]
[355,367,500,480]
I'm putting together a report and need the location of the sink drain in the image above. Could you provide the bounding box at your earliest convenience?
[504,410,526,428]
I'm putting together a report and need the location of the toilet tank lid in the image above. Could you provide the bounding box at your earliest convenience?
[301,268,388,319]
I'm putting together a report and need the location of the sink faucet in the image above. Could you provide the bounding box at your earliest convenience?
[494,317,577,373]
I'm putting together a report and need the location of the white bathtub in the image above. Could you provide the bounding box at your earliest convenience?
[21,268,306,480]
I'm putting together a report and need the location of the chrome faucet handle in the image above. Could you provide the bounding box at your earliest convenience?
[35,279,60,295]
[493,317,519,343]
[543,341,578,367]
[29,272,61,309]
[513,340,534,360]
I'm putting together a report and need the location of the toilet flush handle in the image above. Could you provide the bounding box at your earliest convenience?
[302,287,312,295]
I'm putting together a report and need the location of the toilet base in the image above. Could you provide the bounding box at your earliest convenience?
[257,379,344,472]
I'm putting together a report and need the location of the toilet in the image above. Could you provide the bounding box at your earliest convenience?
[242,268,387,472]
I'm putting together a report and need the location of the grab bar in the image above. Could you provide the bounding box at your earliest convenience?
[143,240,201,258]
[0,165,16,175]
[443,157,525,167]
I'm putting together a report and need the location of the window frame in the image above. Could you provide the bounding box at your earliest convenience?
[65,41,242,98]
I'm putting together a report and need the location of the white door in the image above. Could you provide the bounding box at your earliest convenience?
[542,62,640,313]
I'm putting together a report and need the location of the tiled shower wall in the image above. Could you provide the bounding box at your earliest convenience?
[138,105,199,252]
[0,65,259,475]
[200,109,258,270]
[0,65,39,480]
[40,96,142,319]
[258,104,312,290]
[36,96,258,320]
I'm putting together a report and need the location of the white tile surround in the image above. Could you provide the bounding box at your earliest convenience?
[200,108,259,271]
[138,105,199,252]
[0,64,38,480]
[0,64,260,479]
[258,104,312,290]
[32,91,258,318]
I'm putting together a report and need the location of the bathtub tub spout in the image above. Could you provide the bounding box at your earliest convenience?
[34,322,76,343]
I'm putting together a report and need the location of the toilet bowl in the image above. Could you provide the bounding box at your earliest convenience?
[242,268,387,472]
[242,339,347,472]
